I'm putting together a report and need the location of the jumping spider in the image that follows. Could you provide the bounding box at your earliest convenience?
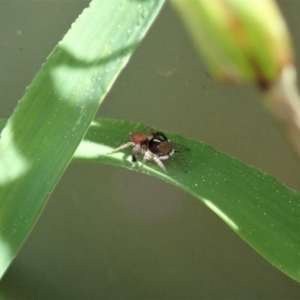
[109,129,189,173]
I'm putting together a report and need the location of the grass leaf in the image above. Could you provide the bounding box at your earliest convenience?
[0,0,164,278]
[73,118,300,282]
[1,115,300,281]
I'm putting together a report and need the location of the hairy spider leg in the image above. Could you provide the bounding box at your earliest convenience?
[175,149,188,172]
[153,155,168,173]
[109,142,135,154]
[140,150,168,173]
[174,146,190,172]
[150,130,168,142]
[173,143,190,151]
[131,143,142,163]
[109,141,142,168]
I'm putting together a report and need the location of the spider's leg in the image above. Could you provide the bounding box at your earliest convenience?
[153,156,168,173]
[175,149,189,173]
[138,149,152,171]
[132,145,140,161]
[155,132,168,141]
[108,142,135,154]
[173,142,190,152]
[131,143,142,166]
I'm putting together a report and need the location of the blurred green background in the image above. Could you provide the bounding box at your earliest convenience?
[1,1,300,299]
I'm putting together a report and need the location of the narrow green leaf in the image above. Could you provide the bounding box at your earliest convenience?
[1,115,300,281]
[73,118,300,282]
[0,0,164,278]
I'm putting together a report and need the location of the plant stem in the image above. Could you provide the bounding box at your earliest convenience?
[264,65,300,161]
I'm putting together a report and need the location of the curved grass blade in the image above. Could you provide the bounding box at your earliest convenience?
[72,118,300,282]
[0,0,165,278]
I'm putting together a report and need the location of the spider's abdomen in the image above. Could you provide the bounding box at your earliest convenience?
[149,139,175,160]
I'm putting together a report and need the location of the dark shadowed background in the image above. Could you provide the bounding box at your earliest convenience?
[1,1,300,299]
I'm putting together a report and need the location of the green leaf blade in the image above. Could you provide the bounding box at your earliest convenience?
[0,0,164,278]
[74,118,300,282]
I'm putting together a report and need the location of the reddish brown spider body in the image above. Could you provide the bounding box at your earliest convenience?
[109,130,189,173]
